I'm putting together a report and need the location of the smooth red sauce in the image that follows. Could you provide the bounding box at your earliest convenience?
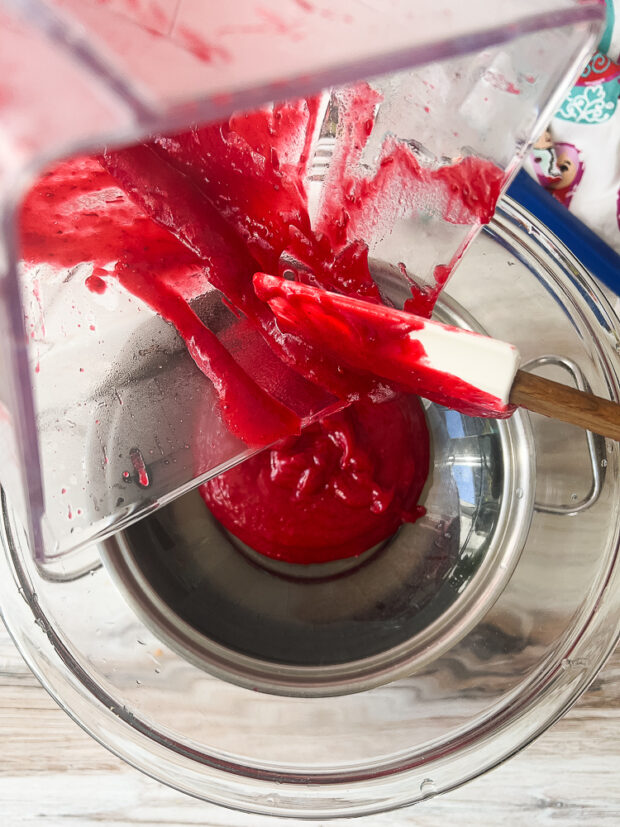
[18,86,504,563]
[203,395,428,564]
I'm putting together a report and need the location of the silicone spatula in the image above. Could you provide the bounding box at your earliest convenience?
[254,273,620,440]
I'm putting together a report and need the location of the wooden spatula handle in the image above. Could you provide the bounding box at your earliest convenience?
[510,369,620,441]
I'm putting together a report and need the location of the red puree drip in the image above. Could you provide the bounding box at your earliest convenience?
[18,86,504,563]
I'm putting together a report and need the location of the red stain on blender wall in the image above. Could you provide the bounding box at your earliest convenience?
[175,26,231,64]
[482,70,521,96]
[18,86,504,562]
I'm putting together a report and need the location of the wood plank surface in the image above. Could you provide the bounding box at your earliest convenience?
[1,620,618,826]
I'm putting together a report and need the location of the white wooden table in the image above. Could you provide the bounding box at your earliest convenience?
[1,620,618,826]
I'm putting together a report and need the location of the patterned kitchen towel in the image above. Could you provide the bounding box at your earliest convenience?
[524,0,620,254]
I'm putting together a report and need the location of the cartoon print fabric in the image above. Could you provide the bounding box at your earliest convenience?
[525,0,620,253]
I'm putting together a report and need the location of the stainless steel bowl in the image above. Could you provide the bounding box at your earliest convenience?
[99,295,535,698]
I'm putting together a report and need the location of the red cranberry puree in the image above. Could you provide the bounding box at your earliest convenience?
[203,396,429,564]
[18,86,504,563]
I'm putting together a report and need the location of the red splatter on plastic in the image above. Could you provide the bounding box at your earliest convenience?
[129,447,151,488]
[483,70,521,95]
[86,274,107,294]
[175,25,231,63]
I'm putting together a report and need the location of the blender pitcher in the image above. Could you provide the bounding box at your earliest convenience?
[0,0,603,573]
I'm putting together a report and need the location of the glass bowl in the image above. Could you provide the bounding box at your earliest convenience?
[0,195,619,819]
